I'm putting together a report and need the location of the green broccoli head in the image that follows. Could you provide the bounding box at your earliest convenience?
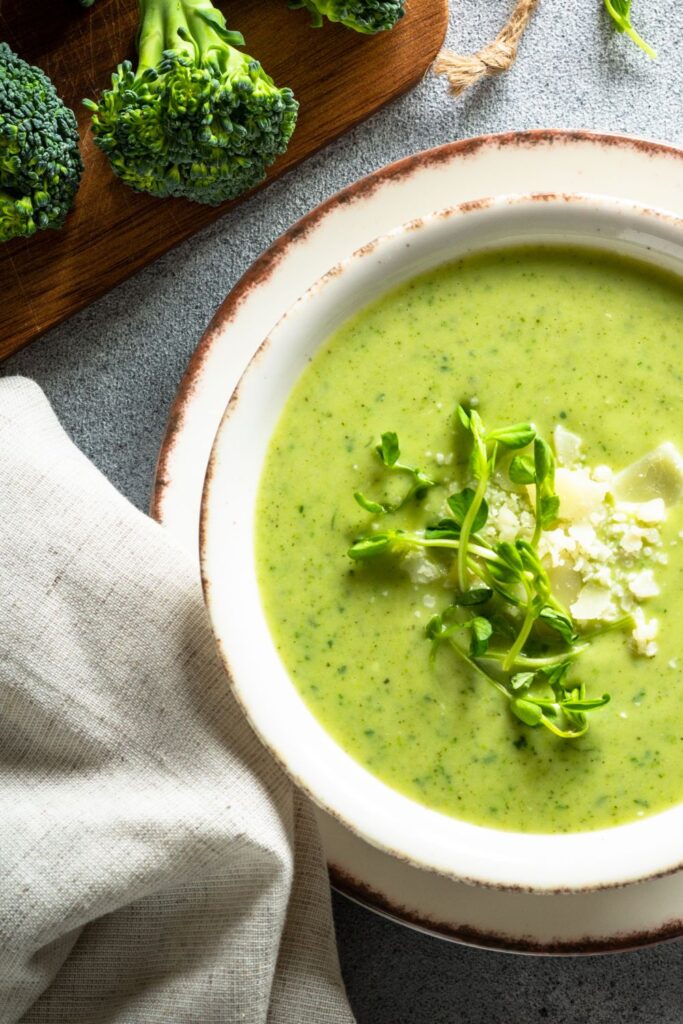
[85,0,299,206]
[0,43,83,242]
[289,0,405,33]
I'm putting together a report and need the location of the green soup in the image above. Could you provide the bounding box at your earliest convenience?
[256,246,683,834]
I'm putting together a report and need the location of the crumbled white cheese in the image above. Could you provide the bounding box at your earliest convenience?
[592,465,613,483]
[628,569,660,601]
[567,523,612,561]
[618,525,646,555]
[631,607,659,658]
[539,528,576,568]
[571,583,615,622]
[402,552,445,584]
[412,425,676,660]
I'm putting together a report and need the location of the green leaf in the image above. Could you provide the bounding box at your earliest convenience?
[486,423,536,450]
[486,561,518,586]
[541,661,571,694]
[469,409,485,438]
[456,404,471,431]
[496,541,524,573]
[488,613,517,640]
[562,694,611,711]
[540,494,560,528]
[538,606,577,644]
[348,535,391,559]
[510,671,536,691]
[515,539,544,577]
[412,469,437,500]
[354,492,387,514]
[511,698,543,726]
[534,437,555,485]
[425,614,445,640]
[509,455,536,485]
[447,488,489,532]
[425,518,460,539]
[376,431,400,467]
[469,616,493,658]
[453,587,493,607]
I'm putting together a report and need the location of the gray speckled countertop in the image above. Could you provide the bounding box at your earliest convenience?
[6,1,683,1019]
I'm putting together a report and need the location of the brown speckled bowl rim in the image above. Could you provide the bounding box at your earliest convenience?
[152,129,683,954]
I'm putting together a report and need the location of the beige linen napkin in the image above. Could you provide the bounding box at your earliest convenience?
[0,378,354,1024]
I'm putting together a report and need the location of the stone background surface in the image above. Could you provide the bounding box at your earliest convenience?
[5,1,683,1019]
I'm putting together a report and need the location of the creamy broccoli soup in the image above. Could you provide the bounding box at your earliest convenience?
[256,246,683,833]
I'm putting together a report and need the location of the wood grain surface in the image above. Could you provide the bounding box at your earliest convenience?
[0,0,448,359]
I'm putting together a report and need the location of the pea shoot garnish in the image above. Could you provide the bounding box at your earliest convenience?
[604,0,656,58]
[354,431,436,514]
[348,406,612,740]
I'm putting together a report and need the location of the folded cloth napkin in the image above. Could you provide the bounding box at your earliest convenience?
[0,378,354,1024]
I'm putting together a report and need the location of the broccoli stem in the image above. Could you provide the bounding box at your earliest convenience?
[137,0,245,72]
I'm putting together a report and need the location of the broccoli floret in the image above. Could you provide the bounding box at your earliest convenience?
[0,43,83,242]
[289,0,405,33]
[85,0,299,206]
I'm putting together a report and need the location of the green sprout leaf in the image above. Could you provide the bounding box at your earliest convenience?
[453,587,493,607]
[511,698,544,727]
[348,535,391,559]
[469,616,493,658]
[534,437,554,485]
[456,404,471,431]
[486,423,536,449]
[509,455,536,485]
[376,431,400,467]
[447,488,489,533]
[426,614,445,641]
[354,492,387,514]
[540,494,561,528]
[562,694,611,711]
[538,606,577,644]
[425,518,461,540]
[510,671,536,691]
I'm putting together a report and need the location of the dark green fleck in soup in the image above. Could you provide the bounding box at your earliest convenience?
[256,246,683,833]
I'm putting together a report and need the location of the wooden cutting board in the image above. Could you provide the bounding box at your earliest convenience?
[0,0,448,359]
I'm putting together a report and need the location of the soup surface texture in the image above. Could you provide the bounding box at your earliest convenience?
[256,246,683,833]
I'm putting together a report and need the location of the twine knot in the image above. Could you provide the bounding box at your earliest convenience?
[435,0,539,98]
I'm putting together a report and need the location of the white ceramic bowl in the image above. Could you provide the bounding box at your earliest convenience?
[200,194,683,893]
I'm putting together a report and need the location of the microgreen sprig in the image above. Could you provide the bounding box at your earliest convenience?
[454,405,535,591]
[354,431,436,514]
[347,407,613,740]
[426,612,609,739]
[604,0,656,58]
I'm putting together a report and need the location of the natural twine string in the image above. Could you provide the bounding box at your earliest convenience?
[434,0,540,98]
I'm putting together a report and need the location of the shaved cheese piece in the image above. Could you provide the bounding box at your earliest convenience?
[628,569,660,601]
[570,583,615,622]
[555,468,609,521]
[613,498,667,525]
[613,442,683,505]
[553,425,583,467]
